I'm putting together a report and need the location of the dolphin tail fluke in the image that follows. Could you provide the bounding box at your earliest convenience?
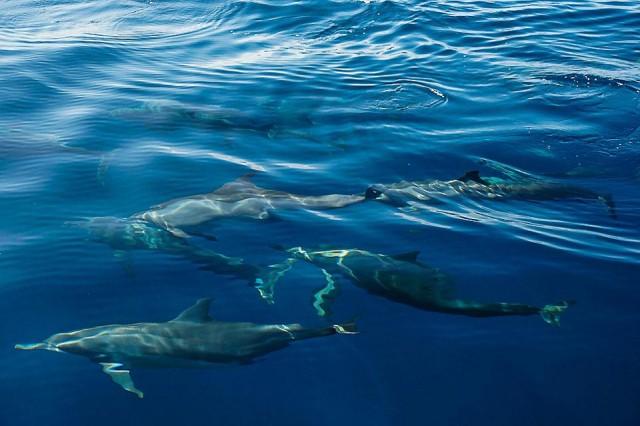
[540,300,574,326]
[291,319,359,340]
[254,258,298,304]
[333,320,358,335]
[96,153,112,187]
[598,194,617,219]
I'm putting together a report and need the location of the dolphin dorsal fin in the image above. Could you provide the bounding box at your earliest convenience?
[172,298,213,323]
[237,172,256,181]
[390,251,420,263]
[457,170,488,185]
[212,173,259,194]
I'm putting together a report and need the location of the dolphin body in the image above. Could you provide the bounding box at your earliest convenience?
[132,174,370,238]
[366,170,616,217]
[261,247,570,325]
[15,299,357,398]
[81,216,292,294]
[111,102,314,139]
[112,103,277,133]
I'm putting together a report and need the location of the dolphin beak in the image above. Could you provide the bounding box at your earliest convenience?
[63,219,91,229]
[15,343,48,351]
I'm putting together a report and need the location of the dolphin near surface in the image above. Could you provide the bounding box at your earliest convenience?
[366,168,616,218]
[261,247,571,325]
[111,101,315,139]
[76,216,293,296]
[132,174,371,238]
[16,298,357,398]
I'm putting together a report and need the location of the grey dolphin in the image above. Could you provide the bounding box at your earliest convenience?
[132,174,370,238]
[112,103,275,133]
[111,102,314,139]
[260,247,570,325]
[366,169,616,217]
[15,298,357,398]
[76,216,292,298]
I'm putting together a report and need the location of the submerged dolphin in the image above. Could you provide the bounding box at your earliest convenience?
[366,169,616,217]
[78,216,292,294]
[16,298,357,398]
[111,102,314,139]
[132,174,372,238]
[259,247,570,325]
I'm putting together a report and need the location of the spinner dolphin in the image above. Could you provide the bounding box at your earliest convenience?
[16,299,357,398]
[366,160,615,217]
[133,174,371,238]
[260,247,571,325]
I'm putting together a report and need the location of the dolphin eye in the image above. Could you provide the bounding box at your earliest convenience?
[365,187,382,199]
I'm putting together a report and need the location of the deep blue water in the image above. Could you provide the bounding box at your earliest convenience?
[1,1,639,425]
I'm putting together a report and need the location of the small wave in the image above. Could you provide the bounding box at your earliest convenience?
[395,199,640,264]
[137,143,267,172]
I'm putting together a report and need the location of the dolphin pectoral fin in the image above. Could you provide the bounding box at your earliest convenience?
[186,230,218,241]
[598,194,617,219]
[100,363,144,399]
[166,226,190,239]
[389,251,421,263]
[113,250,135,277]
[265,211,285,222]
[540,300,573,326]
[312,269,341,317]
[333,319,358,334]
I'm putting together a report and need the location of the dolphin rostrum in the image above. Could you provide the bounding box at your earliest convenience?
[111,101,314,139]
[77,216,292,298]
[132,174,372,238]
[16,298,357,398]
[259,247,571,325]
[366,167,616,217]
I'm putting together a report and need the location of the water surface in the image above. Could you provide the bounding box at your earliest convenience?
[1,1,639,425]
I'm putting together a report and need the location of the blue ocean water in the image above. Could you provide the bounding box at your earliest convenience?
[1,0,639,424]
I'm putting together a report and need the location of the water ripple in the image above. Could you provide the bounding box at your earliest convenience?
[1,1,640,421]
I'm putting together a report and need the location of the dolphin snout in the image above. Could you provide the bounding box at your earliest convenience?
[63,219,91,229]
[15,342,48,351]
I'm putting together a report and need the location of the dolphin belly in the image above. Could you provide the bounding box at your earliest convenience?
[141,198,226,227]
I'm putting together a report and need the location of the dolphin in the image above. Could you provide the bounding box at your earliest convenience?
[112,103,276,133]
[77,216,293,296]
[15,298,357,398]
[132,174,372,238]
[366,169,616,218]
[260,247,571,325]
[111,102,314,139]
